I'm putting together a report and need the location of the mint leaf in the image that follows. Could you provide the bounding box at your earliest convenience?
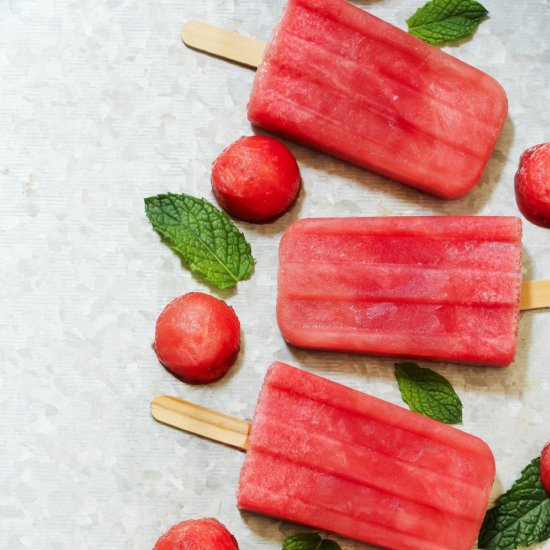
[394,363,462,424]
[282,533,321,550]
[282,533,341,550]
[319,541,341,550]
[407,0,489,45]
[478,457,550,550]
[144,193,254,289]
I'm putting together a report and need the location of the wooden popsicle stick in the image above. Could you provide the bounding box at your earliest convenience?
[520,280,550,311]
[150,395,250,451]
[181,21,266,68]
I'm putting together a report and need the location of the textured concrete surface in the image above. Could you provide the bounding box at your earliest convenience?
[1,0,549,548]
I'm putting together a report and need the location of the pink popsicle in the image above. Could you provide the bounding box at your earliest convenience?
[277,217,523,366]
[238,362,495,550]
[248,0,507,198]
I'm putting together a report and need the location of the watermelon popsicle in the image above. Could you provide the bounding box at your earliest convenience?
[278,216,523,366]
[182,0,507,198]
[247,0,508,198]
[151,362,496,550]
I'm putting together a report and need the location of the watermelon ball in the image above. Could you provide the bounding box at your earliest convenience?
[153,518,239,550]
[541,442,550,495]
[211,135,301,223]
[514,142,550,228]
[153,292,240,384]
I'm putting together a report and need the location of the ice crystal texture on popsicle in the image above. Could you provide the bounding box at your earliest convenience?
[277,217,522,366]
[238,362,495,550]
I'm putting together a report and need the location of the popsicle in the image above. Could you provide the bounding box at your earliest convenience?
[151,362,496,550]
[182,0,508,198]
[278,216,525,367]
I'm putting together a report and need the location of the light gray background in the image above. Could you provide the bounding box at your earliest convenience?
[1,0,550,548]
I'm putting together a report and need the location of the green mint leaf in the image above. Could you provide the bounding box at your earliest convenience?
[318,541,341,550]
[144,193,254,289]
[394,362,462,424]
[282,533,341,550]
[478,457,550,550]
[407,0,489,45]
[282,533,321,550]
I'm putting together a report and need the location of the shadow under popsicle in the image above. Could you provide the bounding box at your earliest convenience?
[285,345,529,402]
[284,320,530,401]
[268,114,516,218]
[240,509,369,550]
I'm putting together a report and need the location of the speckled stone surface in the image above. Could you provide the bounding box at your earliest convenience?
[1,0,550,548]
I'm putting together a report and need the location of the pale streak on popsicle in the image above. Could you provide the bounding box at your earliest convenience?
[277,217,523,367]
[151,362,496,550]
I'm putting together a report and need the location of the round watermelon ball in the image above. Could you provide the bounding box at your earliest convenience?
[541,442,550,496]
[153,292,240,384]
[153,518,239,550]
[211,135,301,223]
[514,142,550,228]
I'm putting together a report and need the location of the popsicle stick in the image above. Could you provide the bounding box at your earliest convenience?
[151,395,250,451]
[181,21,266,68]
[520,280,550,311]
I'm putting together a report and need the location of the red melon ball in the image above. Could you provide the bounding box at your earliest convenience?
[153,518,239,550]
[514,142,550,228]
[541,442,550,496]
[153,292,240,384]
[212,135,301,223]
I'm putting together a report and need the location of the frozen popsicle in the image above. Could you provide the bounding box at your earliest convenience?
[278,216,524,366]
[151,362,496,550]
[182,0,508,198]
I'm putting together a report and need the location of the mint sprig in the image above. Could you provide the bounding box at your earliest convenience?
[282,533,341,550]
[144,193,254,289]
[407,0,489,45]
[478,457,550,550]
[394,363,462,424]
